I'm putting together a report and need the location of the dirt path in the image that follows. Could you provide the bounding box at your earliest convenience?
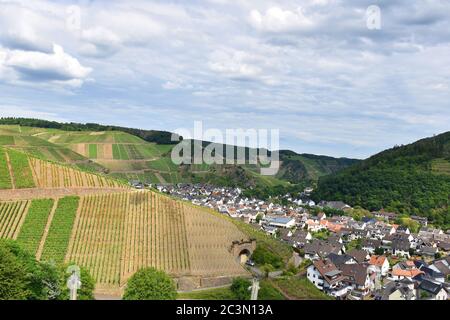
[36,198,59,260]
[0,187,128,201]
[4,151,16,189]
[94,294,122,300]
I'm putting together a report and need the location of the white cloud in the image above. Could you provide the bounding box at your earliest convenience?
[95,10,165,46]
[249,7,315,32]
[0,3,55,52]
[0,0,449,158]
[209,50,262,79]
[0,44,92,87]
[79,27,122,58]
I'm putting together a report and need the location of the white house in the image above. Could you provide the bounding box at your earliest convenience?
[369,255,390,277]
[305,219,326,232]
[307,259,348,297]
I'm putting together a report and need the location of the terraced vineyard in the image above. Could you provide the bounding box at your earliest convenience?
[41,196,79,263]
[0,200,30,239]
[184,204,249,276]
[0,125,293,186]
[65,191,248,290]
[0,126,91,164]
[29,157,124,189]
[0,149,12,189]
[33,129,179,184]
[0,144,252,294]
[7,149,35,188]
[16,199,54,255]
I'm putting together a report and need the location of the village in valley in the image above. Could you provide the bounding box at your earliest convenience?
[149,182,450,300]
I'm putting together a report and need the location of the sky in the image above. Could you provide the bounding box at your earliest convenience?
[0,0,449,159]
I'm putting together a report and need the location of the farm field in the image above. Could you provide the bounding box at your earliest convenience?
[0,147,126,191]
[0,135,14,145]
[15,199,54,255]
[0,125,291,187]
[7,149,35,188]
[0,149,12,189]
[65,190,249,290]
[0,126,93,164]
[110,171,160,184]
[0,138,255,294]
[41,196,79,263]
[0,200,30,239]
[29,157,125,189]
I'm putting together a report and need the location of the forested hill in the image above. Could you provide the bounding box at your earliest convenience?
[277,151,359,182]
[313,131,450,228]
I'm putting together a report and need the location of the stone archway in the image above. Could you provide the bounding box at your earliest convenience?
[229,239,256,264]
[239,249,251,264]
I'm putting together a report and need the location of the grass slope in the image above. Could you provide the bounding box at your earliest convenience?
[178,280,285,300]
[273,276,333,300]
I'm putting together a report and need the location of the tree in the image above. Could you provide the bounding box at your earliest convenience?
[374,247,385,255]
[0,240,94,300]
[0,240,30,300]
[255,214,263,223]
[230,277,251,300]
[251,245,283,269]
[261,264,275,278]
[123,268,177,300]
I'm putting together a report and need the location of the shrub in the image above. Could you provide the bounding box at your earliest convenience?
[230,277,251,300]
[0,239,78,300]
[251,245,283,269]
[123,268,177,300]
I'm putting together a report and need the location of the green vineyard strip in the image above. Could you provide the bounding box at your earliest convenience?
[0,135,14,145]
[7,149,35,188]
[0,149,12,189]
[89,144,97,158]
[41,196,80,263]
[112,144,120,159]
[16,199,54,254]
[118,145,130,160]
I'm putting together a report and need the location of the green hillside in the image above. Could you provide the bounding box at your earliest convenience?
[0,119,359,188]
[0,125,105,173]
[277,151,359,182]
[313,131,450,228]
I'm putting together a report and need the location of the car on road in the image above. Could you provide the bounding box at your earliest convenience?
[246,259,255,267]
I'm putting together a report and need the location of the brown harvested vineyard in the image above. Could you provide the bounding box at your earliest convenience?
[65,190,248,290]
[29,157,124,189]
[184,204,248,277]
[0,200,30,239]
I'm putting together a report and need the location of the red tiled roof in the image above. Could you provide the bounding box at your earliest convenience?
[369,255,387,267]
